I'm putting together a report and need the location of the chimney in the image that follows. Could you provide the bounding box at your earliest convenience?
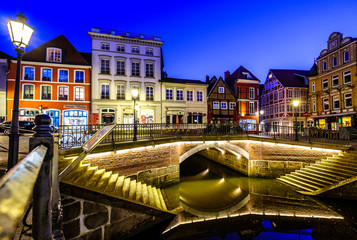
[224,71,230,80]
[206,75,209,83]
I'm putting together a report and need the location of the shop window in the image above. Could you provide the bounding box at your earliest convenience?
[342,116,351,127]
[141,109,154,124]
[19,108,40,121]
[63,110,88,125]
[101,109,115,124]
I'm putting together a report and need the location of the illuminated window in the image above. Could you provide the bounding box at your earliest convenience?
[46,48,61,62]
[101,84,109,99]
[41,86,52,100]
[218,87,224,93]
[221,102,227,109]
[117,85,125,100]
[58,86,68,100]
[213,101,219,109]
[75,87,85,101]
[146,86,154,101]
[23,85,34,99]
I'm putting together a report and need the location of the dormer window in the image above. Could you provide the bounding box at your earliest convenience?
[242,72,252,79]
[46,48,61,62]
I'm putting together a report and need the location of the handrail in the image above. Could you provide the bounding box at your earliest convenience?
[0,145,47,239]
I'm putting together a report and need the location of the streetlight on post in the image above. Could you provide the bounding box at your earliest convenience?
[293,100,300,141]
[7,13,34,170]
[132,89,139,141]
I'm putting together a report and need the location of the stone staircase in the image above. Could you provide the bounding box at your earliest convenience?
[59,157,168,212]
[277,151,357,195]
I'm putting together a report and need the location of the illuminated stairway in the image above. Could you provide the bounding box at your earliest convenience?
[277,151,357,195]
[59,157,168,212]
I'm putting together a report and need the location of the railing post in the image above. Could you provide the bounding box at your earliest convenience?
[29,114,54,240]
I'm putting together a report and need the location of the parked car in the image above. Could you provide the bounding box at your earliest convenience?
[0,121,35,135]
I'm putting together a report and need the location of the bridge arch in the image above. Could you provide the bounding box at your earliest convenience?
[179,142,249,164]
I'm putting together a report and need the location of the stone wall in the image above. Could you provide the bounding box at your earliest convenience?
[248,160,309,178]
[130,165,180,187]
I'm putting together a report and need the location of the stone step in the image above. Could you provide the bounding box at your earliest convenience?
[324,158,357,166]
[286,173,327,188]
[104,173,118,194]
[320,161,357,172]
[74,166,98,185]
[278,176,316,192]
[152,187,162,209]
[142,184,149,204]
[122,178,131,198]
[58,158,74,172]
[63,163,89,182]
[308,164,355,178]
[147,185,155,206]
[299,168,343,182]
[292,170,338,185]
[328,156,357,163]
[136,182,142,202]
[129,179,137,200]
[114,176,125,197]
[157,188,167,211]
[96,171,112,193]
[85,169,105,188]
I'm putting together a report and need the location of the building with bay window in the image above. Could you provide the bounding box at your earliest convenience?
[309,32,357,130]
[6,35,91,128]
[89,28,164,124]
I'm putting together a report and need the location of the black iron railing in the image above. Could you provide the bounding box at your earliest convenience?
[58,123,350,149]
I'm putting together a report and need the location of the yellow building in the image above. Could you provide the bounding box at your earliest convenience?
[309,32,357,130]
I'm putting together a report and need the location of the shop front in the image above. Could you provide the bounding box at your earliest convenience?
[141,109,154,124]
[63,110,88,126]
[239,118,257,131]
[314,114,355,130]
[166,110,185,124]
[43,109,60,128]
[187,112,205,124]
[19,108,40,121]
[101,109,115,124]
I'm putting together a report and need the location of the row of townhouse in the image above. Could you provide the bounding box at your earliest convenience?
[260,32,357,131]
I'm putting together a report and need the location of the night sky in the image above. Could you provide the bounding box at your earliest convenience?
[1,0,357,83]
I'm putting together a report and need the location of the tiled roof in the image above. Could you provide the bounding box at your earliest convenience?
[0,51,14,60]
[22,35,89,65]
[270,69,310,87]
[160,77,207,85]
[225,65,260,96]
[79,52,92,65]
[207,76,235,97]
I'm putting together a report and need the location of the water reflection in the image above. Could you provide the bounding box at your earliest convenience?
[161,154,357,240]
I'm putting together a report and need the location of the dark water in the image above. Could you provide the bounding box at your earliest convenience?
[135,155,357,240]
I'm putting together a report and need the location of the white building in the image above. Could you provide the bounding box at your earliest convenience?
[89,28,164,124]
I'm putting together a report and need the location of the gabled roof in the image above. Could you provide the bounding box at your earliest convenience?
[160,77,207,85]
[79,52,92,65]
[0,51,14,60]
[207,76,235,97]
[269,69,310,88]
[22,35,89,65]
[225,65,260,97]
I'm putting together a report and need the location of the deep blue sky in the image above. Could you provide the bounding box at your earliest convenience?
[1,0,357,83]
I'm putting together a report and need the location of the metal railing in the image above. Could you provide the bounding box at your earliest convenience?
[58,123,351,149]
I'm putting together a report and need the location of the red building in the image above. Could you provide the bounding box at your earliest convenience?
[225,66,260,130]
[6,35,91,128]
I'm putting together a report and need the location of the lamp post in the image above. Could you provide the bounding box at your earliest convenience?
[7,13,34,170]
[293,100,300,141]
[132,89,139,141]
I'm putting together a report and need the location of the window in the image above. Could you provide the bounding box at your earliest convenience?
[101,84,110,99]
[41,86,51,100]
[323,98,329,111]
[229,102,236,110]
[131,62,140,76]
[249,102,255,115]
[59,70,69,82]
[197,91,203,102]
[187,91,193,101]
[23,85,34,99]
[345,93,352,108]
[288,90,293,98]
[146,86,154,101]
[294,90,300,98]
[58,86,68,100]
[332,75,339,87]
[344,51,349,63]
[24,67,34,80]
[323,61,327,71]
[333,98,340,110]
[42,68,52,81]
[249,88,255,99]
[322,79,328,90]
[117,45,125,52]
[176,89,183,101]
[242,72,252,79]
[274,93,277,101]
[166,89,173,100]
[312,82,315,92]
[221,102,227,109]
[146,48,153,55]
[116,61,125,75]
[218,87,224,93]
[100,59,110,74]
[101,43,109,50]
[117,85,125,100]
[312,100,316,112]
[131,47,139,54]
[46,48,61,62]
[75,71,84,83]
[344,71,351,84]
[278,91,283,99]
[332,57,337,67]
[145,63,154,77]
[75,87,85,101]
[213,101,219,109]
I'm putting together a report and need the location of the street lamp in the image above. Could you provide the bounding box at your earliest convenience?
[7,13,34,170]
[293,100,300,141]
[132,89,139,141]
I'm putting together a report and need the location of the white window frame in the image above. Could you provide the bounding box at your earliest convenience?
[22,84,34,100]
[249,102,255,115]
[146,48,153,55]
[101,84,110,100]
[344,93,352,108]
[221,102,227,109]
[288,89,293,98]
[323,98,329,111]
[41,68,52,82]
[74,87,85,101]
[166,89,173,100]
[343,71,351,84]
[213,101,219,109]
[333,97,340,110]
[131,46,140,54]
[249,87,255,99]
[117,44,125,52]
[312,82,315,92]
[146,86,154,101]
[100,59,110,74]
[101,42,110,50]
[218,87,224,93]
[176,89,183,101]
[229,102,236,110]
[116,60,125,76]
[322,79,328,90]
[40,85,52,100]
[145,62,154,78]
[74,70,85,83]
[58,69,69,82]
[23,66,35,80]
[58,86,69,101]
[46,48,62,62]
[197,91,203,102]
[131,61,140,77]
[116,84,125,100]
[332,75,339,88]
[187,91,193,101]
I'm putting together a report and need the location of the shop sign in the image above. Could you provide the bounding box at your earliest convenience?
[64,104,87,109]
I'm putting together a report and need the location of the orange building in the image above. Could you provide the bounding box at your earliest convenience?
[6,35,91,128]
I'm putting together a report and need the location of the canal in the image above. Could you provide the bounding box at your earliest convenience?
[132,154,357,240]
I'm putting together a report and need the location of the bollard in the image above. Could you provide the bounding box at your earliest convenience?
[29,114,53,240]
